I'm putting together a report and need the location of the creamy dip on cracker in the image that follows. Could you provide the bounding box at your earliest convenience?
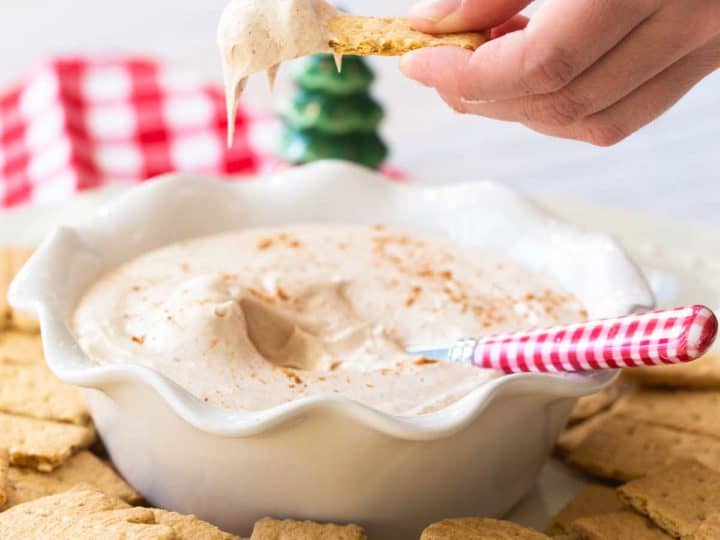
[73,226,586,415]
[218,0,339,140]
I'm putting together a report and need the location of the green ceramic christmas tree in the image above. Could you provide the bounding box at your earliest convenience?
[278,54,388,169]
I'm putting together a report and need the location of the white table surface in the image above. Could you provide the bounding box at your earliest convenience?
[1,0,718,224]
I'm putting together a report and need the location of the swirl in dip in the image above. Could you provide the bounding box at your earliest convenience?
[73,225,587,416]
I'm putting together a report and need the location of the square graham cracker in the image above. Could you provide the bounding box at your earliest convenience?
[251,517,367,539]
[328,16,488,56]
[548,484,625,535]
[420,518,550,539]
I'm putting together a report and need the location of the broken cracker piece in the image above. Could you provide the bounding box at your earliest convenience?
[0,488,174,539]
[328,16,488,56]
[618,460,720,539]
[567,511,671,539]
[548,484,625,535]
[153,509,239,540]
[420,517,550,539]
[0,412,95,471]
[566,416,720,482]
[569,384,622,424]
[614,389,720,439]
[555,412,613,458]
[0,330,44,364]
[7,247,39,332]
[0,448,8,508]
[5,450,140,508]
[251,517,367,539]
[0,360,89,425]
[692,513,720,540]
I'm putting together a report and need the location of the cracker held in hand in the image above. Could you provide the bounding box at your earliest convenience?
[328,16,488,56]
[548,485,625,535]
[0,360,90,425]
[4,450,140,509]
[0,412,95,471]
[251,517,367,539]
[618,460,720,538]
[566,416,720,482]
[420,518,550,539]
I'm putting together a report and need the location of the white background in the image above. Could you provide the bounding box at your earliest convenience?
[1,0,718,225]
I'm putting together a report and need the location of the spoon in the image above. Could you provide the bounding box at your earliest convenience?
[411,305,718,374]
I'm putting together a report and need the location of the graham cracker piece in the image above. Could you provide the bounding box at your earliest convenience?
[555,412,613,458]
[614,389,720,439]
[251,517,367,539]
[623,353,720,389]
[420,518,550,539]
[327,16,488,56]
[0,487,174,539]
[7,247,39,332]
[567,511,672,539]
[153,509,238,540]
[566,416,720,482]
[548,485,625,535]
[0,360,89,425]
[0,248,11,331]
[692,513,720,540]
[0,412,96,472]
[0,330,44,364]
[5,450,140,508]
[569,384,622,424]
[617,460,720,538]
[0,448,8,508]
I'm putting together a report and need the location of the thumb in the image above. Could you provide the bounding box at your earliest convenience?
[409,0,533,34]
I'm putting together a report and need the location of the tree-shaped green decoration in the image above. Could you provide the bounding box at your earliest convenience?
[278,54,388,170]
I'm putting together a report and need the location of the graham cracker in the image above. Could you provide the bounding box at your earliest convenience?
[566,416,720,482]
[0,448,8,508]
[569,384,622,424]
[548,485,625,535]
[0,330,44,364]
[420,518,550,539]
[555,412,613,458]
[153,509,238,540]
[4,450,140,508]
[566,511,672,539]
[623,353,720,389]
[0,248,11,331]
[6,247,39,332]
[251,517,367,539]
[0,487,174,539]
[618,460,720,539]
[692,513,720,540]
[0,412,96,471]
[0,360,89,425]
[614,389,720,439]
[327,16,488,56]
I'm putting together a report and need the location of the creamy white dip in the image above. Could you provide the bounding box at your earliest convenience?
[73,226,586,415]
[217,0,340,141]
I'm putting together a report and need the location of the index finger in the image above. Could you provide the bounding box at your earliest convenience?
[408,0,532,33]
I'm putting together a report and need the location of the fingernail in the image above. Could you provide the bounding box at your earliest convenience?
[409,0,461,22]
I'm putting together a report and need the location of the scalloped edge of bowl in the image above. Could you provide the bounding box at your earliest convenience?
[9,161,653,440]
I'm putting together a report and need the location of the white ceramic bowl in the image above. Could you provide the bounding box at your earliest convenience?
[9,161,653,539]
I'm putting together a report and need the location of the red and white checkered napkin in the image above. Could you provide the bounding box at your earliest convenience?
[0,56,279,209]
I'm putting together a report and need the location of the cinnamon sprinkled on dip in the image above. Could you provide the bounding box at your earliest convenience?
[73,225,586,415]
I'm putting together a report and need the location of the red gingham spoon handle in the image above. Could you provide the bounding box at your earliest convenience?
[450,305,718,374]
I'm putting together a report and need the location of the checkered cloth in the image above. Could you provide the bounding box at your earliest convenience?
[0,56,279,209]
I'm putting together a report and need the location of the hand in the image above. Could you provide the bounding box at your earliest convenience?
[400,0,720,146]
